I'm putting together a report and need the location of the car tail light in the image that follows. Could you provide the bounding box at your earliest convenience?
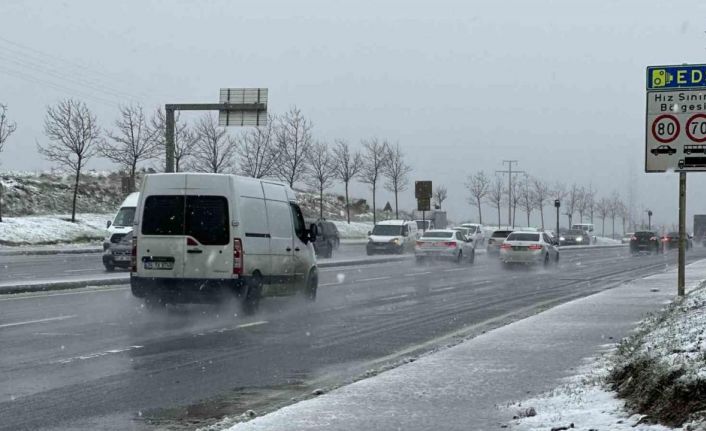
[500,243,512,250]
[445,241,457,248]
[131,236,137,272]
[528,244,543,250]
[233,238,243,275]
[416,241,423,247]
[631,236,637,241]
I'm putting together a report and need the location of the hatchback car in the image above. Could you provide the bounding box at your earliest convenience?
[415,229,475,264]
[661,232,692,251]
[629,231,662,255]
[102,230,133,271]
[499,231,559,267]
[486,229,513,256]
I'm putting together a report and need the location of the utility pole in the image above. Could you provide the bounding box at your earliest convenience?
[496,160,525,227]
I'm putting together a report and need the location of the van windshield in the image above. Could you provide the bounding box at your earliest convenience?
[113,207,135,227]
[372,225,403,236]
[142,195,229,245]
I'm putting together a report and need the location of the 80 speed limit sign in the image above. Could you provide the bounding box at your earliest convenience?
[646,90,706,172]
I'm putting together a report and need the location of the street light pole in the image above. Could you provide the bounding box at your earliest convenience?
[647,209,653,230]
[555,199,561,242]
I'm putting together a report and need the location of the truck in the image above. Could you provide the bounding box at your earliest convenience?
[693,215,706,245]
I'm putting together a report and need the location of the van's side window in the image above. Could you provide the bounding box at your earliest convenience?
[290,203,306,243]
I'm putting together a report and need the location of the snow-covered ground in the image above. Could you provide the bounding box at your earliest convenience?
[510,265,706,431]
[331,220,373,239]
[0,213,109,246]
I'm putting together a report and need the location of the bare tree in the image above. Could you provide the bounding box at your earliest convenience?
[531,178,550,229]
[275,107,312,187]
[150,107,195,172]
[360,138,389,224]
[331,140,363,224]
[236,114,279,178]
[383,142,411,219]
[38,99,100,222]
[576,186,589,223]
[511,180,521,228]
[433,186,448,210]
[191,114,237,173]
[608,192,621,239]
[0,104,17,222]
[585,186,595,224]
[99,104,158,191]
[563,183,581,227]
[519,176,535,227]
[466,171,489,224]
[485,175,505,228]
[305,141,335,219]
[596,197,610,236]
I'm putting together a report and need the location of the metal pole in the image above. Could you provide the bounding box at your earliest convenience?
[165,107,175,173]
[678,172,686,296]
[507,163,512,227]
[556,205,560,241]
[422,210,426,234]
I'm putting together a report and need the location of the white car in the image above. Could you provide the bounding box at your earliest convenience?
[415,229,475,264]
[460,223,485,246]
[367,220,419,255]
[103,192,139,252]
[499,231,559,267]
[131,173,318,313]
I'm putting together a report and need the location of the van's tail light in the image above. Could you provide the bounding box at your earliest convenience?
[416,240,423,247]
[528,244,543,250]
[631,236,637,241]
[500,243,512,250]
[131,237,137,272]
[233,238,243,275]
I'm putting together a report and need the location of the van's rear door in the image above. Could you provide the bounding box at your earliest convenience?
[139,176,186,278]
[183,175,232,279]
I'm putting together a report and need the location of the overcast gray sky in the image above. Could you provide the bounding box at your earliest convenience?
[2,0,706,229]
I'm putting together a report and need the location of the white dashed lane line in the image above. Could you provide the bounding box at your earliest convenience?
[357,276,391,283]
[0,315,77,329]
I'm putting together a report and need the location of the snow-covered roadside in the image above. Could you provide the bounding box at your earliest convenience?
[595,236,622,245]
[509,263,706,431]
[0,213,110,246]
[331,220,373,239]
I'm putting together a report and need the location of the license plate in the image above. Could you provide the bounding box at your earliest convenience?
[114,255,130,262]
[144,261,174,270]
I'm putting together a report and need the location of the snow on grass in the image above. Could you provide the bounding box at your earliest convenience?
[595,236,622,245]
[0,213,110,246]
[331,220,373,239]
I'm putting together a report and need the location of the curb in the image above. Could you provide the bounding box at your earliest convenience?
[0,247,103,256]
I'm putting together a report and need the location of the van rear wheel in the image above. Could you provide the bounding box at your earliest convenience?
[242,274,262,315]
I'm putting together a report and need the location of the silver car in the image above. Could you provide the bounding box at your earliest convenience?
[415,229,475,264]
[499,231,559,267]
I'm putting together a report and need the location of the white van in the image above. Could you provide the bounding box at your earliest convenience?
[130,173,318,313]
[366,219,419,255]
[104,192,139,251]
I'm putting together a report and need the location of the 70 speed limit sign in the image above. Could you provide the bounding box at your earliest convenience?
[646,91,706,171]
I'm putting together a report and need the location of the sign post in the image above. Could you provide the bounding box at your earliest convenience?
[645,64,706,296]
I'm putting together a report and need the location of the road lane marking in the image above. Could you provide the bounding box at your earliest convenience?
[0,286,129,302]
[235,321,268,329]
[63,269,98,273]
[357,276,391,282]
[379,294,409,301]
[431,286,456,292]
[0,315,76,329]
[320,282,340,287]
[442,268,467,272]
[53,345,143,364]
[405,272,431,277]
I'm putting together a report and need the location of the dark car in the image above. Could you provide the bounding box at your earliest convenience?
[630,231,662,255]
[650,145,677,156]
[307,219,340,258]
[661,232,692,250]
[102,230,133,271]
[559,229,590,246]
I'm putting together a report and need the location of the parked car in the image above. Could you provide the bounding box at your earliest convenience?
[460,223,485,246]
[621,232,634,244]
[559,229,590,246]
[103,192,139,251]
[131,173,319,313]
[499,231,559,267]
[661,232,692,250]
[414,229,475,264]
[629,231,662,255]
[486,229,513,256]
[306,218,340,258]
[366,220,419,255]
[102,230,133,271]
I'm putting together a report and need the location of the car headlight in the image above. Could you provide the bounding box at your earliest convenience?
[559,236,565,241]
[390,238,400,244]
[576,236,583,242]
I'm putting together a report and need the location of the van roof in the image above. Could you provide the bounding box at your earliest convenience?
[122,192,139,207]
[377,219,410,226]
[141,173,296,201]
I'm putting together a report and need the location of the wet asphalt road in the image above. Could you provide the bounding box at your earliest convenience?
[1,246,703,430]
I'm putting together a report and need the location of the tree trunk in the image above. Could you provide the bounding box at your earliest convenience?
[394,187,399,219]
[345,181,350,224]
[175,157,180,173]
[496,204,501,228]
[539,206,544,230]
[612,217,616,239]
[526,210,530,227]
[130,162,137,193]
[372,183,377,225]
[567,214,572,227]
[602,217,606,236]
[71,160,82,223]
[319,186,324,219]
[0,183,3,223]
[476,197,483,224]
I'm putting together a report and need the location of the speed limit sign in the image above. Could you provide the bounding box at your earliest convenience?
[686,114,706,143]
[651,114,680,143]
